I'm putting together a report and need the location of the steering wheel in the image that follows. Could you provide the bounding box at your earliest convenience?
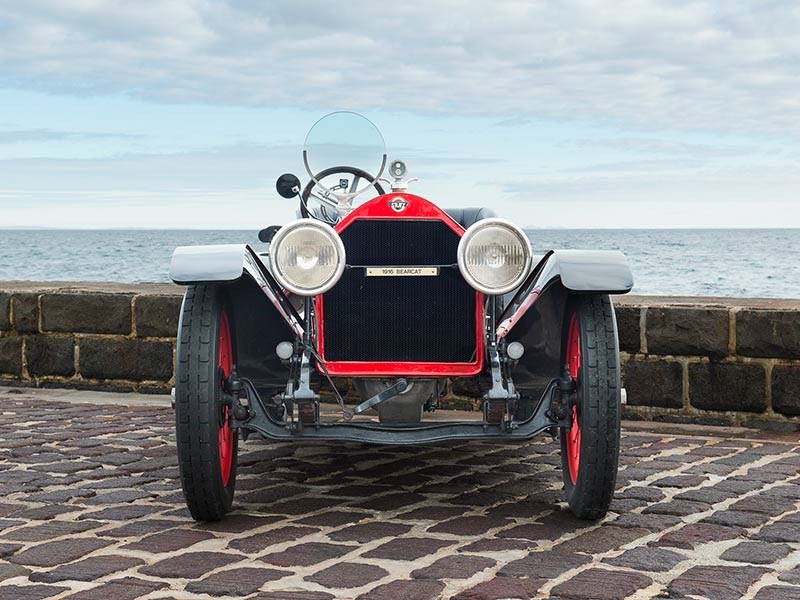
[301,166,385,223]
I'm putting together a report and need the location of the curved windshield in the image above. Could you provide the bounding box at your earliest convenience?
[303,111,386,180]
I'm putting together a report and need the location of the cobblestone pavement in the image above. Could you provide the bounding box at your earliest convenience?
[0,393,798,600]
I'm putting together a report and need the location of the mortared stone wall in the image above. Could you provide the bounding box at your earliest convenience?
[0,283,798,431]
[615,296,800,431]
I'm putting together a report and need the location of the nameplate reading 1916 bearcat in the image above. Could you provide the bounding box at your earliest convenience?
[365,267,439,277]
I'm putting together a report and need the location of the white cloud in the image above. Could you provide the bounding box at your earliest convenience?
[0,1,798,230]
[2,1,800,134]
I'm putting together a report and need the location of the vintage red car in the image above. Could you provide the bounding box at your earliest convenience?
[170,112,633,522]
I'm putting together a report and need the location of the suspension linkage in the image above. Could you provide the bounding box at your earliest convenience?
[546,366,578,429]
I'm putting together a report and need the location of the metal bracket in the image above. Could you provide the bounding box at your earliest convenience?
[484,295,517,402]
[483,346,517,431]
[287,349,318,431]
[351,378,408,416]
[545,366,577,428]
[482,296,519,431]
[293,349,317,401]
[232,377,272,426]
[485,345,517,400]
[484,398,509,425]
[298,399,319,425]
[273,346,320,432]
[273,296,321,430]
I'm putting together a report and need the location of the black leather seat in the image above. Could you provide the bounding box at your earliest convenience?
[444,207,497,229]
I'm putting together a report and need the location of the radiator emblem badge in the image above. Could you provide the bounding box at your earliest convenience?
[388,197,409,212]
[366,267,439,277]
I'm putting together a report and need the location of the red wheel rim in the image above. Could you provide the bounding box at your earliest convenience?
[566,312,581,485]
[218,309,233,486]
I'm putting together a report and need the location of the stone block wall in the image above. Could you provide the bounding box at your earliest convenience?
[616,296,800,431]
[0,283,180,394]
[0,283,798,431]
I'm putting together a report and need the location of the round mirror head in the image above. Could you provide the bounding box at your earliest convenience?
[303,111,386,181]
[276,173,301,198]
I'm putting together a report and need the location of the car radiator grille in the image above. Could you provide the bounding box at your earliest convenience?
[321,219,477,362]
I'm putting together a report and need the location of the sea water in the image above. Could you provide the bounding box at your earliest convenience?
[0,229,797,298]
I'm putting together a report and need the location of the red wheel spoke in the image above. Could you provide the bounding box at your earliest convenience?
[218,311,233,378]
[567,312,581,381]
[218,310,234,486]
[566,312,581,485]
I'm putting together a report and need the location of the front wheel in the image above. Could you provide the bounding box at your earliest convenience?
[559,294,621,520]
[175,284,238,521]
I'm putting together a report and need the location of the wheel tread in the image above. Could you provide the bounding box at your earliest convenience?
[561,294,621,520]
[175,284,237,522]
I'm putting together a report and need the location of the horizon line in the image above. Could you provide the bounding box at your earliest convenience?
[1,226,800,232]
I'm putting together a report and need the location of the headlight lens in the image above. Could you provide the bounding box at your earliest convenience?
[457,218,532,295]
[269,219,346,296]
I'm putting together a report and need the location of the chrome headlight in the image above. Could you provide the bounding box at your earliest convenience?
[269,219,346,296]
[457,218,532,295]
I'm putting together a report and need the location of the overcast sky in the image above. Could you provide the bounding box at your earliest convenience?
[1,0,799,229]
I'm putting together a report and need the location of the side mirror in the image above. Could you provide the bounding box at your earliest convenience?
[276,173,301,199]
[258,225,281,243]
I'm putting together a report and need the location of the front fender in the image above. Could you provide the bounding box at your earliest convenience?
[497,249,632,339]
[170,244,253,284]
[553,249,633,293]
[170,244,304,338]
